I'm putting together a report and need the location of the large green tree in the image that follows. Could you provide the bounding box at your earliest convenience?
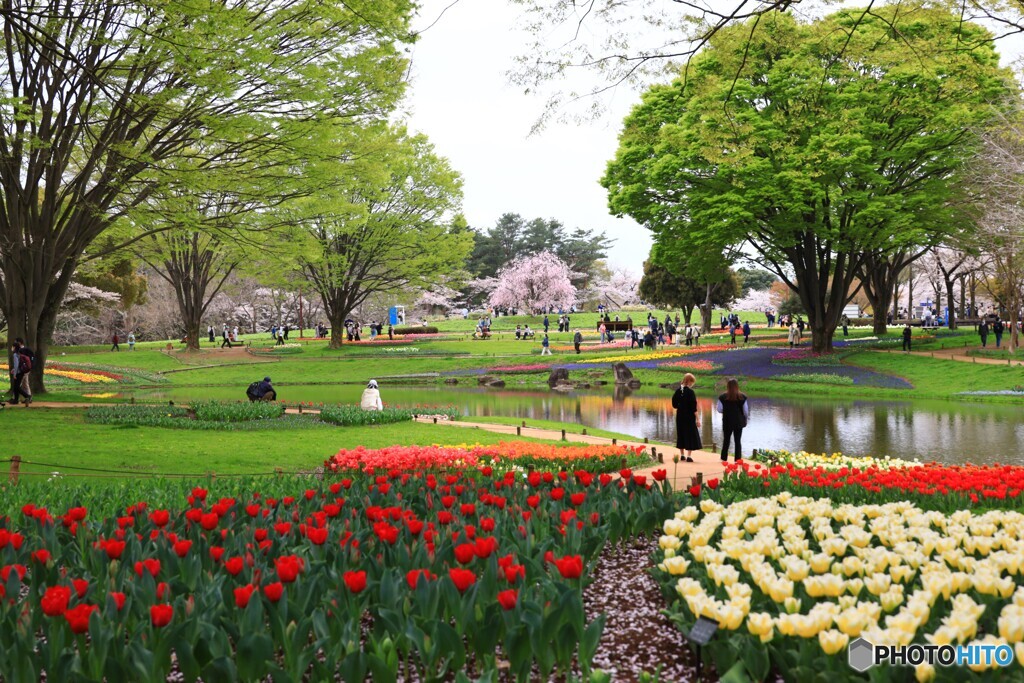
[298,128,471,348]
[602,6,1011,352]
[638,251,739,330]
[0,0,411,391]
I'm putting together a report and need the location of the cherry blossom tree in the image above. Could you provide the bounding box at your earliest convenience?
[589,267,640,309]
[489,251,577,312]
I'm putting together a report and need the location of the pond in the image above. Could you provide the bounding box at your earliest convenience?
[126,383,1021,466]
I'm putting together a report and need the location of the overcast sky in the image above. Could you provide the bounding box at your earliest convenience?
[404,0,651,274]
[404,1,1024,277]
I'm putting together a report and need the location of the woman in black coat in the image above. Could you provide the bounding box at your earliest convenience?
[716,378,749,462]
[672,373,702,462]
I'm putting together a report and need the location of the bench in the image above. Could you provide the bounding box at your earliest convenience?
[596,320,633,332]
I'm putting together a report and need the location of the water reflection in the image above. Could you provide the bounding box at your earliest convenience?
[128,384,1022,465]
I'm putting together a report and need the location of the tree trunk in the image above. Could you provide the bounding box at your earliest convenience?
[701,283,717,333]
[329,316,345,349]
[682,305,695,324]
[943,277,957,330]
[868,286,894,336]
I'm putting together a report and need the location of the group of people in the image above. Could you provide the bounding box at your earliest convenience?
[6,338,34,406]
[110,331,136,351]
[979,318,1007,348]
[514,325,535,339]
[673,374,749,463]
[207,325,240,348]
[246,377,385,412]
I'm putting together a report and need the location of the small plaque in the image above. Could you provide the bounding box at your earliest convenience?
[688,616,719,645]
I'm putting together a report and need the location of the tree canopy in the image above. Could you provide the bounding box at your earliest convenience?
[602,5,1012,351]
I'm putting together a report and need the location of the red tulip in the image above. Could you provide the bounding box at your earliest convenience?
[689,484,701,497]
[66,507,88,522]
[570,492,586,506]
[504,564,526,583]
[40,585,72,617]
[497,588,518,610]
[554,555,583,579]
[134,558,161,577]
[454,543,476,565]
[652,469,667,481]
[263,582,284,603]
[526,495,540,509]
[706,478,719,490]
[224,557,245,576]
[275,555,304,583]
[31,549,51,564]
[234,584,257,608]
[210,546,225,563]
[172,540,192,557]
[102,539,126,560]
[448,568,476,593]
[550,487,565,501]
[343,570,367,593]
[64,603,98,634]
[110,592,126,611]
[406,568,436,589]
[72,578,89,598]
[200,513,219,531]
[474,536,498,559]
[150,604,173,628]
[150,510,170,527]
[305,526,329,545]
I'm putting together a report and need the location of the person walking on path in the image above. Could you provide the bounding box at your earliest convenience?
[221,326,232,349]
[208,325,215,343]
[540,333,552,355]
[360,379,383,411]
[788,321,800,348]
[728,322,737,345]
[8,341,32,406]
[841,314,850,337]
[716,378,749,463]
[111,332,120,352]
[573,329,583,354]
[902,323,912,352]
[994,318,1004,348]
[980,320,990,348]
[742,321,751,344]
[672,373,702,463]
[128,332,136,351]
[543,315,549,333]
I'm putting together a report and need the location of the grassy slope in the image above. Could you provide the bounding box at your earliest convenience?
[0,410,557,477]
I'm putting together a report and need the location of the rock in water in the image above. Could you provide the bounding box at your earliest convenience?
[612,363,634,384]
[547,368,570,387]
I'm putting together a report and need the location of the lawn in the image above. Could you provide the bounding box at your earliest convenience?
[0,410,560,478]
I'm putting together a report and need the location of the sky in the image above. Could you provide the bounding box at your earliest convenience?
[403,1,1024,278]
[404,0,651,274]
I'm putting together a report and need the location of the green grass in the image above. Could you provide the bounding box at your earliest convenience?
[461,416,646,443]
[0,409,558,478]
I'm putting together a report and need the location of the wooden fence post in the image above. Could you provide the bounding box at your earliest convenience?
[516,426,521,436]
[9,455,21,485]
[561,429,566,441]
[582,428,587,436]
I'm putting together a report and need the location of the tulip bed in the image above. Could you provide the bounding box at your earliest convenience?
[728,459,1024,511]
[324,442,654,474]
[0,467,673,682]
[654,492,1024,683]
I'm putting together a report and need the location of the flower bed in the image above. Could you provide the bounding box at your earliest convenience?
[0,470,672,681]
[755,450,918,471]
[769,373,855,385]
[325,442,652,474]
[575,344,737,365]
[657,360,722,373]
[725,460,1024,510]
[654,493,1024,682]
[2,362,162,385]
[489,363,554,374]
[771,349,850,366]
[317,404,457,427]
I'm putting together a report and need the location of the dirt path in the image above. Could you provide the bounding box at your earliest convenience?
[870,347,1024,367]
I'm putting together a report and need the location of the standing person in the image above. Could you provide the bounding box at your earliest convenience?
[283,324,290,341]
[728,322,737,345]
[388,324,394,340]
[541,333,552,355]
[599,322,607,344]
[232,325,239,342]
[902,323,912,352]
[841,314,850,337]
[8,341,32,405]
[221,327,232,349]
[788,321,800,348]
[128,332,136,351]
[672,373,702,463]
[994,317,1004,348]
[685,324,693,347]
[716,378,749,463]
[111,332,120,352]
[276,329,285,346]
[742,321,751,344]
[573,329,583,354]
[208,325,215,343]
[979,319,990,348]
[361,380,383,411]
[543,315,549,333]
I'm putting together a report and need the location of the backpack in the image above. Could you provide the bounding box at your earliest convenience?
[18,352,31,373]
[246,381,261,400]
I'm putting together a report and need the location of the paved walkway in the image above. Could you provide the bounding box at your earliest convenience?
[412,416,742,489]
[871,348,1024,367]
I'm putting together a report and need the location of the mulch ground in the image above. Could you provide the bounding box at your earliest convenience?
[584,537,713,682]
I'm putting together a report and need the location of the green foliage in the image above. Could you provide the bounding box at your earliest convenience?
[638,257,740,322]
[466,213,613,285]
[393,326,439,335]
[769,373,855,386]
[317,405,458,427]
[604,5,1014,351]
[735,268,777,295]
[191,401,285,422]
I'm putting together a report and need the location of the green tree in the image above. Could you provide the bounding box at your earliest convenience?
[298,128,470,348]
[638,252,739,329]
[602,6,1011,352]
[0,0,411,392]
[736,268,776,295]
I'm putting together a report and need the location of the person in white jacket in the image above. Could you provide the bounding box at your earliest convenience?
[360,379,383,411]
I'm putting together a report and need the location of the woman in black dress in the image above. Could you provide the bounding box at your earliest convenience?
[672,373,702,462]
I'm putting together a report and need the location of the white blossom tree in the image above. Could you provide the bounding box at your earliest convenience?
[489,251,577,312]
[589,267,640,309]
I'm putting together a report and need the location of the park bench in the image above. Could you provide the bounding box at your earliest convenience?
[596,320,633,332]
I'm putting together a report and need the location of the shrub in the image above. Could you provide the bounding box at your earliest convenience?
[317,404,458,427]
[191,400,284,422]
[393,325,439,335]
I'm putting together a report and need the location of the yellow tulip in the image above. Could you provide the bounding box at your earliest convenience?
[818,629,849,655]
[663,518,687,537]
[659,535,682,551]
[810,553,833,574]
[914,663,936,683]
[745,612,774,637]
[998,604,1024,643]
[865,573,892,596]
[835,609,866,637]
[783,596,801,614]
[660,556,690,576]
